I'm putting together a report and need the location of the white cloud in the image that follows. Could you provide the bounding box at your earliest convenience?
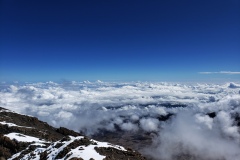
[217,111,240,140]
[120,122,138,131]
[144,111,240,160]
[199,71,240,74]
[195,114,213,129]
[140,118,159,132]
[0,81,240,159]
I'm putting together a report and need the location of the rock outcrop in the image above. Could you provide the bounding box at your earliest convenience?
[0,107,146,160]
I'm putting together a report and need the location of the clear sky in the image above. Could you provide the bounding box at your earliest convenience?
[0,0,240,82]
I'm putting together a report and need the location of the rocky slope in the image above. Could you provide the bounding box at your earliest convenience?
[0,107,146,160]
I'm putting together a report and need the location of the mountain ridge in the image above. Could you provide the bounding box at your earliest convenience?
[0,107,146,160]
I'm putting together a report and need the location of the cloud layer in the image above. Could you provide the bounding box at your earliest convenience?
[199,71,240,74]
[1,81,240,159]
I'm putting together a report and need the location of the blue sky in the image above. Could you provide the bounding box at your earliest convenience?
[0,0,240,82]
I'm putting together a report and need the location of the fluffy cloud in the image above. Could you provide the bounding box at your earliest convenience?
[145,111,240,160]
[0,81,240,159]
[140,118,159,132]
[120,122,138,131]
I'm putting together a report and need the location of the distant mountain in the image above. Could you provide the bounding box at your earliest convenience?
[0,107,146,160]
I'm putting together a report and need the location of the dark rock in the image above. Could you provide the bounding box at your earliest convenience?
[54,142,64,148]
[69,158,83,160]
[158,113,174,121]
[231,113,240,126]
[40,151,48,160]
[95,147,146,160]
[56,127,81,137]
[207,112,216,118]
[0,134,31,159]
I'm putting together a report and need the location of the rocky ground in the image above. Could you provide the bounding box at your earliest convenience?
[0,107,146,160]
